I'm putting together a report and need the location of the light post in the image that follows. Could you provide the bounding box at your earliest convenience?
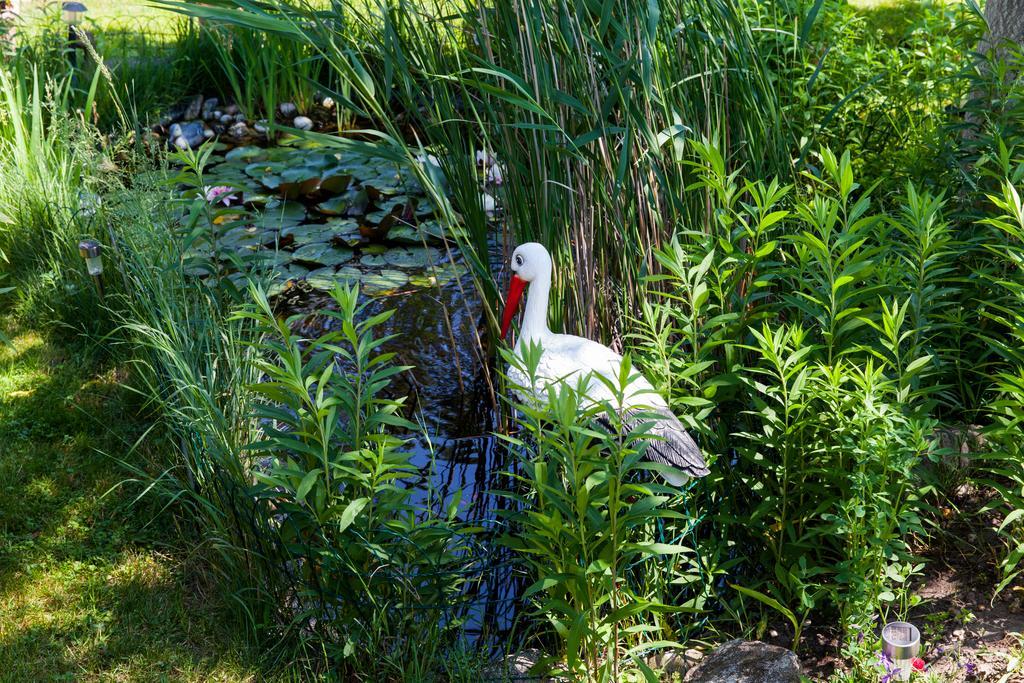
[881,621,921,681]
[61,2,87,69]
[78,238,104,299]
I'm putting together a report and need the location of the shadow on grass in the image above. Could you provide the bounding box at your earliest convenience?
[0,324,263,682]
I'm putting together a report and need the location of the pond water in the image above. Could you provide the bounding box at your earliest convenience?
[183,140,521,644]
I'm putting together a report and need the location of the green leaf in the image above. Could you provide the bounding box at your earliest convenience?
[337,497,370,533]
[731,583,798,634]
[295,468,321,503]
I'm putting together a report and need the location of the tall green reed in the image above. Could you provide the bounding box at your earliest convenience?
[154,0,793,341]
[199,19,322,118]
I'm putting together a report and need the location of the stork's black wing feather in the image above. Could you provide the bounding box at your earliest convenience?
[597,407,709,480]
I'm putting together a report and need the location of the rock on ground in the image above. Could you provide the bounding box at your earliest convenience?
[645,648,704,678]
[684,640,801,683]
[183,94,203,121]
[481,648,555,682]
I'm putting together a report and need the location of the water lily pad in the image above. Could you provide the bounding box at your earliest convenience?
[256,201,306,229]
[262,249,294,268]
[363,269,409,294]
[283,263,310,278]
[264,147,295,162]
[282,224,334,244]
[243,190,272,206]
[226,145,267,162]
[278,167,322,199]
[293,242,331,262]
[316,195,350,216]
[220,225,275,250]
[387,225,421,245]
[408,274,432,287]
[434,262,469,286]
[305,267,336,291]
[267,278,294,298]
[212,212,246,226]
[419,220,447,241]
[360,253,387,267]
[246,162,290,190]
[318,247,354,266]
[294,242,354,266]
[384,246,441,269]
[376,195,413,213]
[236,249,280,268]
[364,174,403,194]
[245,161,288,179]
[206,170,250,186]
[268,264,309,296]
[319,170,352,194]
[323,218,363,247]
[305,266,362,291]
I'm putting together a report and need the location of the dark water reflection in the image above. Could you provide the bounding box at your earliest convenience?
[278,246,524,647]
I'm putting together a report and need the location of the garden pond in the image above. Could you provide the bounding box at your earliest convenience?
[176,138,519,638]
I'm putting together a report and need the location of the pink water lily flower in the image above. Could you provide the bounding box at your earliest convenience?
[204,185,236,206]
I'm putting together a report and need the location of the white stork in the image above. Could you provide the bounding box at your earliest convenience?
[498,242,710,485]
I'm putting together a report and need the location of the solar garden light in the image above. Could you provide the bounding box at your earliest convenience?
[61,1,87,26]
[77,238,104,298]
[882,621,921,681]
[62,1,87,68]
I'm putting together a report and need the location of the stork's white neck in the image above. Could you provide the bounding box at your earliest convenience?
[518,270,552,346]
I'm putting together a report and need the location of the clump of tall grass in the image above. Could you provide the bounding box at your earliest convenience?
[0,12,207,331]
[0,61,111,333]
[197,19,322,118]
[107,159,487,676]
[154,0,794,336]
[4,9,202,129]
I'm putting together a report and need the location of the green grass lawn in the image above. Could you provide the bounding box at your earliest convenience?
[16,0,182,34]
[0,325,263,682]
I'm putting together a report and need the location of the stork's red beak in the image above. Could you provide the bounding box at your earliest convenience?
[499,274,527,339]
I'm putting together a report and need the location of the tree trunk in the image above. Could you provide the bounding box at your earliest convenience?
[981,0,1024,55]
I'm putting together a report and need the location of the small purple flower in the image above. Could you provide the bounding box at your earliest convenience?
[877,652,898,683]
[857,630,865,645]
[964,660,978,677]
[204,185,235,206]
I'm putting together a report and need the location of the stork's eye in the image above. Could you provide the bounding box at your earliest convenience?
[515,255,523,266]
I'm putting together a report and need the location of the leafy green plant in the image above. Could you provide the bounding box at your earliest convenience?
[235,283,479,669]
[628,144,943,648]
[102,147,480,676]
[498,341,703,682]
[970,179,1024,596]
